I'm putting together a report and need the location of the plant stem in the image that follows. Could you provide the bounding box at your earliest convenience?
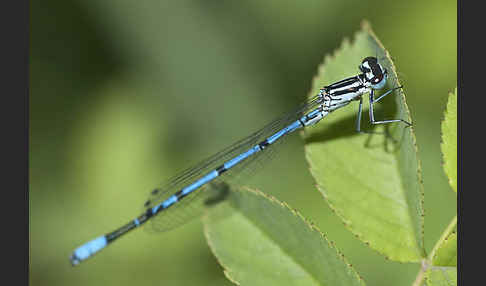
[412,259,429,286]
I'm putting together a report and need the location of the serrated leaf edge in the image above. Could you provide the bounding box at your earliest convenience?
[440,87,458,193]
[202,187,365,286]
[428,215,457,266]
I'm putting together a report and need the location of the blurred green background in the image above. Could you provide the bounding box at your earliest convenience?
[30,0,456,285]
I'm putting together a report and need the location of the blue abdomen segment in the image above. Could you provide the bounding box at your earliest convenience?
[70,236,108,266]
[151,170,220,214]
[223,146,260,169]
[267,120,302,144]
[181,170,219,196]
[161,195,178,208]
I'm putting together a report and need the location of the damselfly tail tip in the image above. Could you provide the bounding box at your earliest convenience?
[70,235,108,267]
[70,254,81,266]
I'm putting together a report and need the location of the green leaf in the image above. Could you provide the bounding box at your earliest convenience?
[432,233,457,267]
[441,88,457,193]
[302,21,424,262]
[430,216,457,267]
[204,186,365,286]
[425,267,457,286]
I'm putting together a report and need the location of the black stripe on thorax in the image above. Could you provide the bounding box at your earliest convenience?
[330,86,360,96]
[325,75,360,90]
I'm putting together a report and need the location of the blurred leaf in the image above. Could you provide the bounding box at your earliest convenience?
[425,267,457,286]
[441,88,457,193]
[430,216,457,267]
[204,186,365,286]
[302,22,424,262]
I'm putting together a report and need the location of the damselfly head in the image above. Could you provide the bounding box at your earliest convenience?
[359,57,387,89]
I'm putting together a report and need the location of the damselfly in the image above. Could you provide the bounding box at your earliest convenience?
[70,56,411,265]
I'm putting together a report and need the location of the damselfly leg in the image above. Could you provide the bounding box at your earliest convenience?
[356,85,411,134]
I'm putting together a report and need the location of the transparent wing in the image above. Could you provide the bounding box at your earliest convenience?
[143,94,322,232]
[146,180,230,233]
